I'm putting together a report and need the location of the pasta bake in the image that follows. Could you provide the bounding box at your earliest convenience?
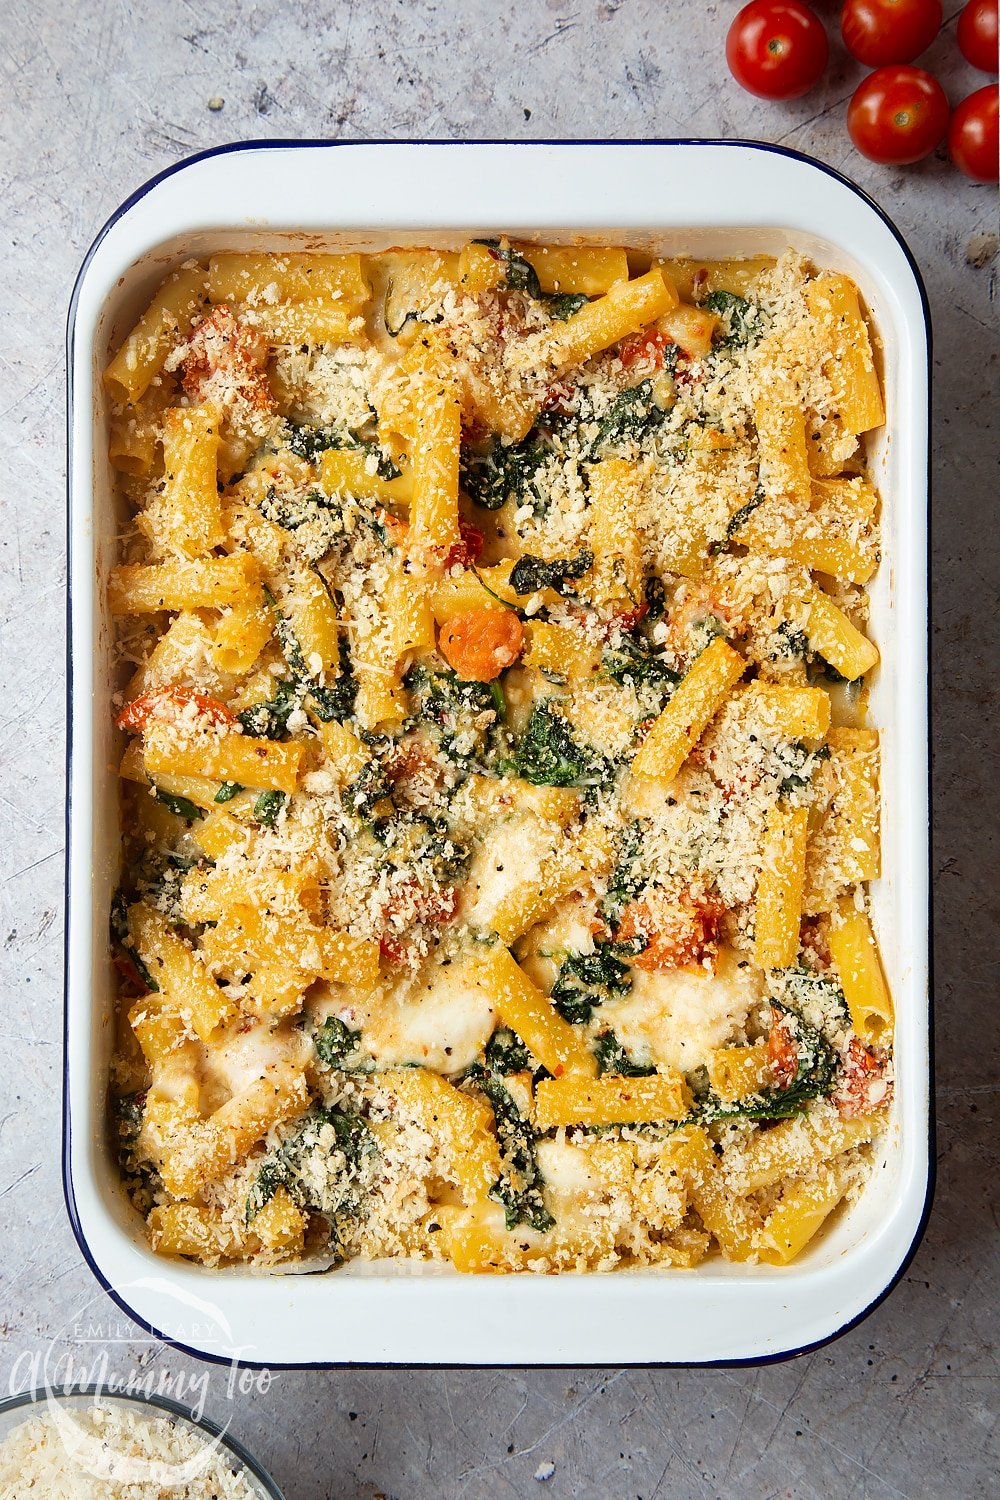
[105,240,893,1273]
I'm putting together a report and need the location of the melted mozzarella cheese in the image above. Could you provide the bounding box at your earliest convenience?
[200,1022,308,1112]
[355,957,496,1076]
[600,948,763,1073]
[535,1138,603,1204]
[461,809,562,932]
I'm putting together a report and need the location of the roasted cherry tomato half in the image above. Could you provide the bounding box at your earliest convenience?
[847,64,950,163]
[957,0,999,73]
[948,85,999,180]
[726,1,830,100]
[840,0,942,66]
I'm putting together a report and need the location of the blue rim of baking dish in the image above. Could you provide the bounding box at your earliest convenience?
[64,136,935,1371]
[0,1384,284,1496]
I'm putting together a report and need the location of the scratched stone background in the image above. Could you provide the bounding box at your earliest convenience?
[1,1,997,1496]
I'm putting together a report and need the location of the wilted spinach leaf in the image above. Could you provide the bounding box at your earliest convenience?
[505,703,615,790]
[510,549,593,597]
[593,1029,655,1077]
[703,290,764,349]
[551,943,632,1024]
[461,436,548,512]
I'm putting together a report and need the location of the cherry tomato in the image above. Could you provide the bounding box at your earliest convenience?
[834,1036,893,1117]
[847,65,950,163]
[840,0,942,66]
[378,881,458,966]
[726,1,830,100]
[443,517,485,570]
[948,84,1000,180]
[767,1007,800,1089]
[618,329,669,370]
[116,687,236,733]
[616,891,725,973]
[438,607,524,681]
[957,0,999,73]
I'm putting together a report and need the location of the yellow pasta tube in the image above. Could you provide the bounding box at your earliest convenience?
[457,242,507,293]
[121,740,229,813]
[353,671,407,732]
[460,366,538,443]
[405,344,462,556]
[382,561,436,658]
[109,382,174,475]
[586,458,645,608]
[310,715,368,780]
[472,945,597,1079]
[656,302,719,360]
[109,554,262,614]
[534,1072,690,1129]
[180,865,319,923]
[252,1187,309,1255]
[431,559,560,622]
[320,932,381,993]
[755,397,811,505]
[631,637,746,782]
[143,724,303,796]
[104,264,206,405]
[190,805,253,860]
[805,726,881,912]
[380,1069,501,1200]
[128,902,235,1042]
[149,1069,309,1200]
[829,897,892,1045]
[128,998,188,1067]
[707,1044,772,1102]
[127,611,218,698]
[759,1161,853,1265]
[459,242,629,298]
[524,244,629,296]
[153,1189,308,1262]
[287,568,342,678]
[246,302,365,345]
[212,586,273,676]
[657,256,775,300]
[443,1202,622,1274]
[792,534,877,585]
[523,621,601,682]
[804,274,885,435]
[804,587,879,680]
[732,1112,880,1193]
[741,476,879,584]
[754,801,809,970]
[318,448,414,505]
[547,268,679,372]
[207,252,369,306]
[671,1128,762,1262]
[740,682,831,741]
[158,405,226,557]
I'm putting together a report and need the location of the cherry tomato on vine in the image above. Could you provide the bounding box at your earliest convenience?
[948,85,999,180]
[847,65,950,162]
[840,0,942,66]
[726,1,830,100]
[957,1,999,73]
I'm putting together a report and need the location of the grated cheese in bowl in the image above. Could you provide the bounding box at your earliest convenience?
[0,1392,282,1500]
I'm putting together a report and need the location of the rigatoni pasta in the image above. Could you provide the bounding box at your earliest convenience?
[106,238,892,1275]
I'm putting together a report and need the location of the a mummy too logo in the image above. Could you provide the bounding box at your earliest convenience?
[7,1277,275,1486]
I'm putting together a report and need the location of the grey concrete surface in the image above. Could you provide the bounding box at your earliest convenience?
[1,2,997,1496]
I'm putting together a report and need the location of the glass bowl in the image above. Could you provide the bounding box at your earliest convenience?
[0,1385,284,1497]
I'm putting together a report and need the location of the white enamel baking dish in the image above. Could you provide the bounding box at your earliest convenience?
[66,141,931,1367]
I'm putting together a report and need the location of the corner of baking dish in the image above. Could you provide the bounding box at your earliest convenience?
[65,141,932,1366]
